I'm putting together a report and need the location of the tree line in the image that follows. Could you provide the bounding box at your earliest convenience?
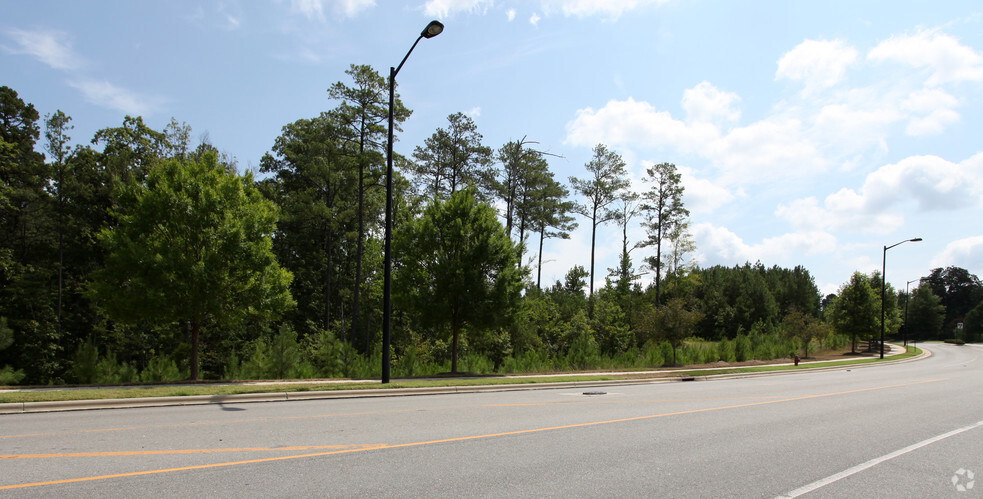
[2,67,982,384]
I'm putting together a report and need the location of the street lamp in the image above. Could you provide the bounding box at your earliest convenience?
[904,278,920,348]
[880,238,922,358]
[383,20,444,383]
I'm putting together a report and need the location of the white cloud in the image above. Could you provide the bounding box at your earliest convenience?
[66,78,164,116]
[810,98,900,157]
[901,88,960,135]
[930,235,983,271]
[706,116,823,183]
[565,97,716,153]
[224,15,242,30]
[545,0,671,20]
[423,0,493,18]
[864,154,983,211]
[681,81,741,125]
[336,0,376,17]
[290,0,326,20]
[777,153,983,234]
[2,27,82,70]
[565,94,824,184]
[692,223,837,266]
[466,106,481,117]
[777,39,858,95]
[290,0,374,20]
[775,193,904,235]
[677,165,736,215]
[419,0,669,21]
[868,29,983,86]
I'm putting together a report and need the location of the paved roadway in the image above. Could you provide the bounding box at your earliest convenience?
[2,344,982,497]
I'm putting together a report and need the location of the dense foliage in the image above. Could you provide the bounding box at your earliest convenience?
[1,79,980,385]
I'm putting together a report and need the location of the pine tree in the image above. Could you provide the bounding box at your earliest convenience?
[569,144,629,299]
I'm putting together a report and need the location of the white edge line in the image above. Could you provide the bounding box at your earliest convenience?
[777,419,983,498]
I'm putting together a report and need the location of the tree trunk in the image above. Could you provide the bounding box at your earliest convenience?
[325,224,333,334]
[189,320,201,381]
[518,207,527,269]
[537,228,545,290]
[352,127,366,347]
[451,316,460,374]
[589,205,598,298]
[654,237,663,306]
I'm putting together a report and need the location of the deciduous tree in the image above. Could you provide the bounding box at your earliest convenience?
[91,152,295,380]
[396,187,522,373]
[636,298,703,365]
[906,284,945,341]
[829,272,879,353]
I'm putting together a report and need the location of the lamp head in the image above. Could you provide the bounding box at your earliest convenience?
[910,238,923,242]
[422,20,444,38]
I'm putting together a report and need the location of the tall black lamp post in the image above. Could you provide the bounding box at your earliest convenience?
[881,238,922,358]
[383,20,444,383]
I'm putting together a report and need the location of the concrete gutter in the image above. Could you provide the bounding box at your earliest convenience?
[0,345,928,415]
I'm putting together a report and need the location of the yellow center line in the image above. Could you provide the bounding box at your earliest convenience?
[484,395,785,407]
[0,444,385,459]
[0,378,946,491]
[0,409,426,440]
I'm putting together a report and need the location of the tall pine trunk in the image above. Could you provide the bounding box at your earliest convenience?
[351,124,366,346]
[589,205,598,298]
[537,227,545,289]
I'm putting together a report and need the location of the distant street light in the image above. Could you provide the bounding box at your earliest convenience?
[881,238,922,358]
[904,278,920,348]
[382,20,444,384]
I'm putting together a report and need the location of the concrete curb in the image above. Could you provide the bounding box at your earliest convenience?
[0,346,928,415]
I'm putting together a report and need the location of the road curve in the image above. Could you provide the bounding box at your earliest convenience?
[2,343,981,497]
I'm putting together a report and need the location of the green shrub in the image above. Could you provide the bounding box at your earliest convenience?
[501,349,552,373]
[734,334,751,362]
[268,324,302,379]
[0,317,25,385]
[460,353,495,374]
[716,338,736,362]
[140,356,185,382]
[305,329,348,378]
[0,365,24,385]
[642,343,665,368]
[95,353,138,384]
[71,339,100,384]
[223,350,242,380]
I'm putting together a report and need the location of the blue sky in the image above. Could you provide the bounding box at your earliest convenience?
[4,0,982,296]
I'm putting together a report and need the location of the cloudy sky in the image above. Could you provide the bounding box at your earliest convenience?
[4,0,982,295]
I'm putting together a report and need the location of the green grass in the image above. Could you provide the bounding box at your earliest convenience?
[0,346,922,405]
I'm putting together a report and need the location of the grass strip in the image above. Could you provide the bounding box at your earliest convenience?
[0,348,921,405]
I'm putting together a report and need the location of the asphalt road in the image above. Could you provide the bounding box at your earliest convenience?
[2,343,982,497]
